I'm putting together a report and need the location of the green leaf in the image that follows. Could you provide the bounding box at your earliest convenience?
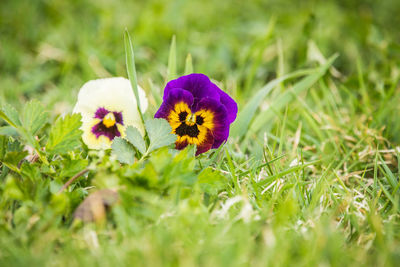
[0,103,41,148]
[145,118,177,153]
[198,168,227,195]
[59,159,88,178]
[0,103,21,128]
[167,35,177,81]
[125,126,146,155]
[50,180,63,194]
[184,53,193,75]
[249,54,338,134]
[0,135,7,160]
[4,176,25,200]
[0,126,17,136]
[21,100,48,135]
[20,162,42,181]
[124,30,144,124]
[2,151,28,172]
[111,137,135,164]
[46,113,82,155]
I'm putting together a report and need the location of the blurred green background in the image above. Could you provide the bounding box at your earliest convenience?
[1,0,400,112]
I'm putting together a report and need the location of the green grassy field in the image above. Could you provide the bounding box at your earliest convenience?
[1,0,400,266]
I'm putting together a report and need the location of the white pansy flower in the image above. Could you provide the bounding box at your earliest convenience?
[73,77,148,150]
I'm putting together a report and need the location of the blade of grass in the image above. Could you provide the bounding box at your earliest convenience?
[184,53,193,75]
[231,68,317,139]
[257,160,319,186]
[124,30,144,125]
[225,149,240,194]
[238,154,284,178]
[167,35,177,82]
[249,54,338,134]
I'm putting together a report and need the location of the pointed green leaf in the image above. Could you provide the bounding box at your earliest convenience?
[111,137,135,164]
[125,126,146,155]
[184,53,193,75]
[0,103,21,128]
[167,35,177,81]
[145,118,177,153]
[46,113,82,155]
[124,30,144,124]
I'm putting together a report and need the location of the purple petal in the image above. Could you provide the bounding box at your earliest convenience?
[113,111,124,125]
[210,83,238,124]
[155,88,194,119]
[195,98,229,149]
[164,74,219,110]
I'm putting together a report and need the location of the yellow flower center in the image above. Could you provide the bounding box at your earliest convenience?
[103,112,116,128]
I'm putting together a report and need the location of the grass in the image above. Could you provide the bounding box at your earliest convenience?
[0,0,400,266]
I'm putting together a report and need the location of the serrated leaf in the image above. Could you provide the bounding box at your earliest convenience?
[0,103,22,128]
[21,100,48,135]
[111,137,135,164]
[125,126,146,155]
[145,118,177,153]
[0,104,38,147]
[46,113,82,155]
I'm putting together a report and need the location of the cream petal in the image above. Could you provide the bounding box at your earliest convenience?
[73,77,148,149]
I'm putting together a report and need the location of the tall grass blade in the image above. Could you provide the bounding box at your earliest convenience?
[250,54,338,134]
[167,35,177,82]
[231,68,316,139]
[184,53,193,74]
[124,30,144,124]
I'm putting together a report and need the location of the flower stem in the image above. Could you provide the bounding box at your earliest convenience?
[58,168,89,193]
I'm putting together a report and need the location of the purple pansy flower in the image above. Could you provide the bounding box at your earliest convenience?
[155,73,238,155]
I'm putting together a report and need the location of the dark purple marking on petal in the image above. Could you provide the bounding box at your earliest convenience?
[210,83,238,124]
[196,129,214,155]
[94,108,124,126]
[91,122,121,141]
[175,138,189,150]
[113,111,124,125]
[195,98,229,149]
[94,107,110,119]
[155,88,194,119]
